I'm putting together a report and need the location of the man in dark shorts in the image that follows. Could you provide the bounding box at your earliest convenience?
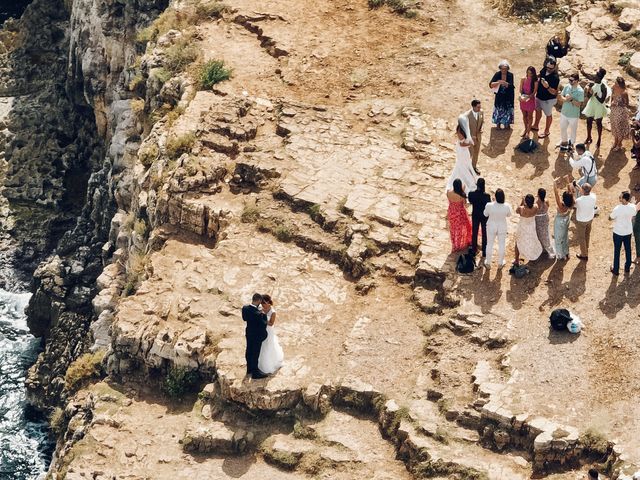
[532,56,560,139]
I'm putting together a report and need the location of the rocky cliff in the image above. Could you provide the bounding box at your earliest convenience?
[0,0,167,410]
[3,0,640,478]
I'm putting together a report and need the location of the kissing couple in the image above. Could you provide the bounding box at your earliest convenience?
[241,293,284,379]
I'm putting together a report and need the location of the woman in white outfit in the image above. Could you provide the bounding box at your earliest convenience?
[446,123,478,194]
[257,294,284,374]
[514,194,543,266]
[484,189,512,268]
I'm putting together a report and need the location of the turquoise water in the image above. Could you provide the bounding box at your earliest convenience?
[0,289,50,479]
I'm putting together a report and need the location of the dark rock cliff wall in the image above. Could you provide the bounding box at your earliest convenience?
[0,0,167,410]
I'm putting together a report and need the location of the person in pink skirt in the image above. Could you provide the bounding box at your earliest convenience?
[519,66,539,139]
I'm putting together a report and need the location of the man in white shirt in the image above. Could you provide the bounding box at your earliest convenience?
[574,183,596,260]
[609,191,636,275]
[569,143,597,191]
[483,189,512,267]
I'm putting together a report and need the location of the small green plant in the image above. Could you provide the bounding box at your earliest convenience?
[580,428,610,456]
[195,1,229,18]
[198,60,232,90]
[138,143,159,167]
[133,219,149,238]
[135,9,191,45]
[166,132,196,159]
[49,407,65,435]
[131,98,146,116]
[293,421,317,440]
[64,350,106,392]
[152,67,173,85]
[163,366,200,400]
[619,51,634,66]
[274,224,293,242]
[122,249,147,297]
[165,38,199,74]
[128,73,146,92]
[437,397,450,415]
[368,0,418,17]
[241,203,261,223]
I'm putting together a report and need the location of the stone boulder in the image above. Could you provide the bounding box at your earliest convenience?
[182,422,250,454]
[627,52,640,80]
[618,8,640,31]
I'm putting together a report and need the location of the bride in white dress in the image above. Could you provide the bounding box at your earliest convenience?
[257,294,284,374]
[446,117,478,194]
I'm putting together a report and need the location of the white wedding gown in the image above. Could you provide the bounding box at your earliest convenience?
[446,140,478,194]
[258,308,284,374]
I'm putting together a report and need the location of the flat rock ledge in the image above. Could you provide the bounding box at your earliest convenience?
[471,361,639,478]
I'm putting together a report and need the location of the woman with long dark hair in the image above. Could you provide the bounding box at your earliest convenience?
[553,179,574,260]
[446,178,472,252]
[446,124,478,194]
[610,76,630,152]
[535,188,555,257]
[514,194,542,266]
[519,66,538,138]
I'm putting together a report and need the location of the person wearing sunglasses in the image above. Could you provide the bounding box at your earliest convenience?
[558,73,584,151]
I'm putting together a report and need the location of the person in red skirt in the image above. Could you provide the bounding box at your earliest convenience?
[447,178,473,252]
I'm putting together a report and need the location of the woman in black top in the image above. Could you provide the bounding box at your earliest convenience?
[489,60,515,129]
[468,178,491,257]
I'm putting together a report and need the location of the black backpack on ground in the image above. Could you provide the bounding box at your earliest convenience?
[456,251,475,274]
[517,139,538,153]
[550,308,572,331]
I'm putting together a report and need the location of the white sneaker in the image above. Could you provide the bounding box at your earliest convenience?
[498,260,506,268]
[484,261,491,268]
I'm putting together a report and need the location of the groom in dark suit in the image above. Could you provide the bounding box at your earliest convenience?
[242,293,269,379]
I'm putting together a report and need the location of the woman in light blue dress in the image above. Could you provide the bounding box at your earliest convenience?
[552,180,574,260]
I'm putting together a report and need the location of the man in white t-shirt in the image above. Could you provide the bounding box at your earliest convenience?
[609,191,637,274]
[574,183,596,260]
[569,143,597,191]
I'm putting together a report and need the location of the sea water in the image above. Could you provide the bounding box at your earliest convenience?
[0,290,51,479]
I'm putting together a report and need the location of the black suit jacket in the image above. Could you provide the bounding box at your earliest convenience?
[242,304,268,338]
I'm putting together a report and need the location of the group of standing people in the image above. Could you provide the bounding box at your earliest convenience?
[446,35,640,275]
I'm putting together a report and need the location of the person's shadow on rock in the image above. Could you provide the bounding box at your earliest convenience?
[222,453,257,477]
[483,126,513,158]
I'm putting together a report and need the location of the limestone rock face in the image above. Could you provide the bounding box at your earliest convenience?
[628,52,640,80]
[618,7,640,30]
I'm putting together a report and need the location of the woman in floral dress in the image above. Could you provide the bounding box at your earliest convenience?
[610,76,631,152]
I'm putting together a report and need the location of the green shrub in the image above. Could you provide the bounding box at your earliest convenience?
[166,132,196,159]
[138,143,159,167]
[133,219,149,238]
[128,73,146,92]
[164,366,200,400]
[199,60,232,89]
[274,224,293,242]
[293,421,317,440]
[152,67,173,85]
[65,350,105,392]
[195,1,229,18]
[165,38,199,74]
[50,407,65,435]
[368,0,385,7]
[619,51,634,66]
[241,203,261,223]
[136,9,191,45]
